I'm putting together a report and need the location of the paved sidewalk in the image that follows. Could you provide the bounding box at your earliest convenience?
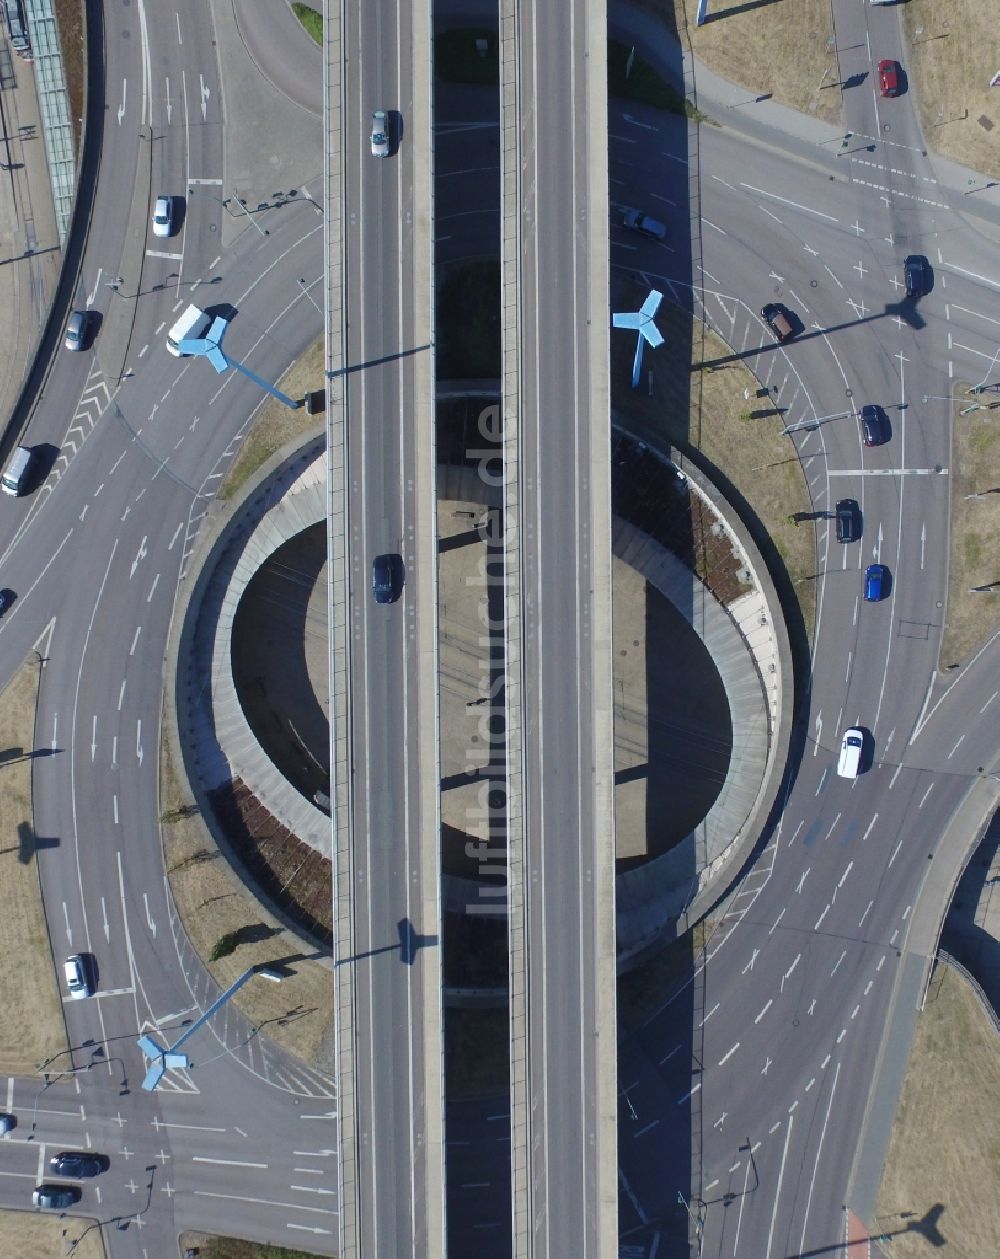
[0,45,61,440]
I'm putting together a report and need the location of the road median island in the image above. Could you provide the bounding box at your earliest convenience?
[611,286,816,663]
[0,1208,105,1259]
[642,0,837,122]
[874,959,1000,1257]
[939,386,1000,669]
[902,0,1000,179]
[0,656,69,1076]
[159,719,333,1070]
[217,336,326,502]
[180,1233,321,1259]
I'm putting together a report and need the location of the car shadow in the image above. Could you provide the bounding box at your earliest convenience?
[390,109,404,155]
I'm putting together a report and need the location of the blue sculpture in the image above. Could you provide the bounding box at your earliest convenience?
[612,290,665,389]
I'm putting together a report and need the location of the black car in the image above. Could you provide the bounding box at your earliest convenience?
[761,302,794,342]
[835,499,860,543]
[904,254,929,298]
[859,404,887,447]
[0,588,14,615]
[371,553,404,604]
[49,1151,106,1178]
[33,1183,80,1209]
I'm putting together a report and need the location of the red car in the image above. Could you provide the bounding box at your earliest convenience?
[878,60,901,98]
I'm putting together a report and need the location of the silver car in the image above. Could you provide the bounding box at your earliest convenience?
[64,310,88,352]
[152,195,175,238]
[370,109,389,157]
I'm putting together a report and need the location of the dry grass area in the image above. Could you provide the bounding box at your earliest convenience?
[939,392,1000,670]
[0,1210,105,1259]
[0,659,69,1075]
[874,962,1000,1257]
[54,0,86,158]
[638,0,838,122]
[612,288,817,646]
[180,1231,321,1259]
[902,0,1000,179]
[160,730,333,1069]
[218,337,326,501]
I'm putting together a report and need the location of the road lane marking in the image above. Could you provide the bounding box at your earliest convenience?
[754,1000,772,1025]
[765,1114,794,1259]
[740,183,838,221]
[798,1062,841,1254]
[194,1190,334,1214]
[827,467,947,476]
[946,262,1000,289]
[830,949,847,977]
[780,954,800,991]
[192,1157,267,1168]
[718,1042,740,1066]
[858,899,874,929]
[948,734,966,759]
[888,838,904,867]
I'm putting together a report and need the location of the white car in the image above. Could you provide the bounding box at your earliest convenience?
[837,728,864,779]
[370,109,389,157]
[152,196,175,238]
[63,955,92,1000]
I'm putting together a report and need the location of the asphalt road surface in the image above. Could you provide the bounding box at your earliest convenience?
[608,10,1000,1257]
[0,3,336,1254]
[510,1,618,1255]
[337,0,445,1255]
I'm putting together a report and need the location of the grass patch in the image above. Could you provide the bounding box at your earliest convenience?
[608,39,701,119]
[940,391,1000,669]
[637,0,838,123]
[0,1209,105,1259]
[54,0,86,156]
[436,259,501,381]
[875,961,1000,1257]
[611,281,816,675]
[903,0,1000,180]
[218,336,325,502]
[181,1235,323,1259]
[290,3,322,46]
[0,658,69,1075]
[445,1005,510,1099]
[160,726,333,1068]
[435,28,498,85]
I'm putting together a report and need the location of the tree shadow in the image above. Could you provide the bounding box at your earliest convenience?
[703,0,785,21]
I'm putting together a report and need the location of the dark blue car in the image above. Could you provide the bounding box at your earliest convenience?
[864,564,889,601]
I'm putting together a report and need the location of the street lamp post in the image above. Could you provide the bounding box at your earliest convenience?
[922,392,987,415]
[781,408,852,436]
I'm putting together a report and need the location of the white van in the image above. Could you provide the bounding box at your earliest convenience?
[1,445,35,496]
[166,303,210,356]
[837,728,864,779]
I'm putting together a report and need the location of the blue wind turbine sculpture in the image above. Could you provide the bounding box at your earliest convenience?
[612,289,664,388]
[177,315,301,409]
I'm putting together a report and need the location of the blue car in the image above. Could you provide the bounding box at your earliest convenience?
[864,564,889,601]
